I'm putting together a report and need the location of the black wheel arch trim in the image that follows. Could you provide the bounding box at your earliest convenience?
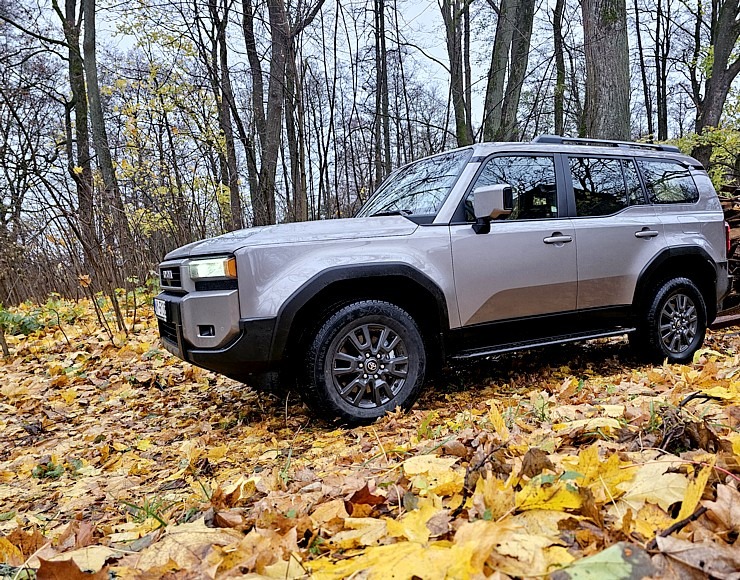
[270,263,450,361]
[634,245,719,319]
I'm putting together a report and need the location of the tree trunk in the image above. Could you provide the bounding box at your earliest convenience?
[483,0,517,141]
[691,0,740,167]
[255,0,289,225]
[373,0,383,185]
[441,0,473,146]
[553,0,565,136]
[497,0,535,141]
[56,0,96,256]
[581,0,630,139]
[285,40,308,221]
[82,0,130,247]
[633,0,654,140]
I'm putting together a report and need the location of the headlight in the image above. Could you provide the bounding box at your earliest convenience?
[188,257,237,280]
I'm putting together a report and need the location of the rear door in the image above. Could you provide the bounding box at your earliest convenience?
[450,154,577,327]
[566,156,668,310]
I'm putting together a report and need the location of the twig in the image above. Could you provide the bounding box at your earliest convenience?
[50,308,71,348]
[451,443,505,518]
[646,506,708,550]
[370,426,388,465]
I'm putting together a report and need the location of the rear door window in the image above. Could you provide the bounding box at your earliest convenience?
[638,160,699,204]
[568,157,644,217]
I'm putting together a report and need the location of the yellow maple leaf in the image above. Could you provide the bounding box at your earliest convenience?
[563,444,635,503]
[701,382,740,402]
[618,461,688,512]
[136,439,153,451]
[633,502,674,538]
[675,455,715,521]
[329,517,387,550]
[309,541,477,580]
[515,477,582,511]
[385,496,442,544]
[552,417,621,435]
[470,474,516,520]
[61,388,77,404]
[403,455,464,496]
[728,433,740,456]
[486,399,510,439]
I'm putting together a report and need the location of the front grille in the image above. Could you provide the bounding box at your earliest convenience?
[158,319,178,344]
[160,266,182,289]
[195,279,238,292]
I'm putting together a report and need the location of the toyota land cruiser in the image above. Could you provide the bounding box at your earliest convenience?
[154,135,731,423]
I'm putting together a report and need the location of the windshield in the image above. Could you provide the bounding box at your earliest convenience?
[357,148,473,217]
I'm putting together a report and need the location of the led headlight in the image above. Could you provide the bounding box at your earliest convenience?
[188,256,237,280]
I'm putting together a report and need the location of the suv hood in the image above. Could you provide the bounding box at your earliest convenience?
[164,216,418,259]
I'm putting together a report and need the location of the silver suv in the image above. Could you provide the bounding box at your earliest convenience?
[155,135,731,423]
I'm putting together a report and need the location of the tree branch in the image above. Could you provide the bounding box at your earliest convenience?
[0,13,67,47]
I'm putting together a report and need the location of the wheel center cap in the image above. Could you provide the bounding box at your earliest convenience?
[365,360,378,373]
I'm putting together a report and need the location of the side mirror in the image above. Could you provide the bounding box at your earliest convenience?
[473,184,513,234]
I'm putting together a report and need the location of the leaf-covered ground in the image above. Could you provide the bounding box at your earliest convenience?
[1,297,739,579]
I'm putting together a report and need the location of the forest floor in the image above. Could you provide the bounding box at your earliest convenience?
[0,297,739,579]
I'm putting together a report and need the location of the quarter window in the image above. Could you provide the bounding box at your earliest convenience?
[569,157,644,217]
[467,155,558,221]
[638,160,699,204]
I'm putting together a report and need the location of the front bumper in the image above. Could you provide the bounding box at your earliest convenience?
[156,294,280,378]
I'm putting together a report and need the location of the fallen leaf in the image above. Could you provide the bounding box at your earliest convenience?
[703,483,740,535]
[656,536,740,579]
[403,455,464,496]
[36,557,108,580]
[385,496,442,543]
[618,461,688,512]
[550,542,654,580]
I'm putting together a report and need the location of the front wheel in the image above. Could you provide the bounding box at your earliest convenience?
[301,300,426,424]
[639,277,707,364]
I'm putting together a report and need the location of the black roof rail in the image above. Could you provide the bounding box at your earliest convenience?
[532,134,681,154]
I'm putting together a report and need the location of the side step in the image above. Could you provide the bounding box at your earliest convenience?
[451,328,636,360]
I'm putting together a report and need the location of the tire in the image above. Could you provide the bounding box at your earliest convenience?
[640,277,707,364]
[301,300,426,424]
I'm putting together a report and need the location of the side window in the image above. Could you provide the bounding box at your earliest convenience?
[466,155,558,221]
[569,157,642,217]
[638,160,699,204]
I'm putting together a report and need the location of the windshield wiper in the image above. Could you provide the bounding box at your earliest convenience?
[370,209,413,217]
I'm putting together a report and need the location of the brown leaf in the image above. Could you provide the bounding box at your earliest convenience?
[36,558,107,580]
[6,527,47,558]
[518,448,554,479]
[214,511,244,529]
[441,440,468,458]
[703,484,740,535]
[348,484,386,506]
[656,536,740,579]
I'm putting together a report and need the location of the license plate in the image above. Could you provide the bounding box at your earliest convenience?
[154,298,168,321]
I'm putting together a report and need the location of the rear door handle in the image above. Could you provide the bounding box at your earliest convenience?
[543,234,573,244]
[634,229,659,239]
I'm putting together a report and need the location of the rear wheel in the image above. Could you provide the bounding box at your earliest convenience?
[638,277,707,363]
[301,300,426,424]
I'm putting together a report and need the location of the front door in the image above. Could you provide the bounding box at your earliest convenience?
[451,154,577,327]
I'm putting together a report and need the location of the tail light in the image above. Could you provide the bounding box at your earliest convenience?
[725,221,731,254]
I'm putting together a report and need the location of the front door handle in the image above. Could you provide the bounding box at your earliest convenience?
[543,233,573,244]
[635,229,659,239]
